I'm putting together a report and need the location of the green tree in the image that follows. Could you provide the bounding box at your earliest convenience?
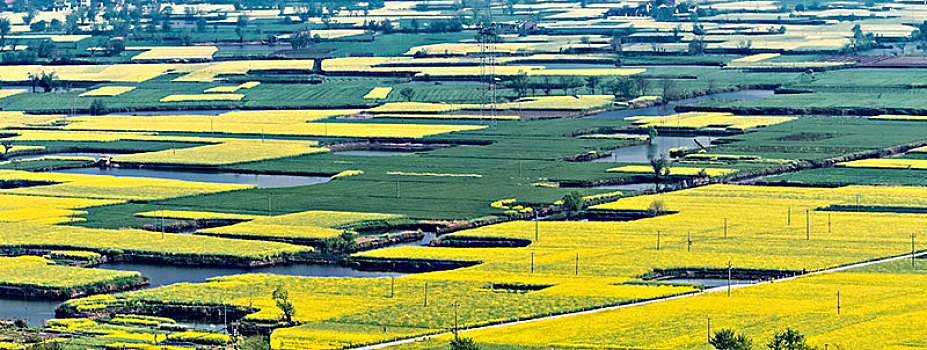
[710,329,753,350]
[38,71,59,93]
[196,17,208,32]
[767,329,815,350]
[585,76,600,94]
[104,37,125,56]
[449,336,480,350]
[560,191,585,214]
[399,87,415,102]
[23,9,37,25]
[607,78,633,97]
[648,155,670,191]
[660,79,679,105]
[0,139,14,159]
[236,15,250,42]
[511,72,529,98]
[89,99,107,116]
[847,24,874,53]
[322,231,357,254]
[290,29,313,49]
[0,18,10,52]
[272,287,296,325]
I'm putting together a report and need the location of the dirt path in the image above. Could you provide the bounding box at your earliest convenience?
[353,250,927,350]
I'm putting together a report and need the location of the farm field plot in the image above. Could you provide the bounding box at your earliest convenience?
[198,210,404,241]
[0,256,146,299]
[0,170,253,200]
[113,139,330,166]
[359,184,927,277]
[0,221,312,265]
[424,270,927,350]
[59,183,927,349]
[5,0,927,348]
[63,112,486,138]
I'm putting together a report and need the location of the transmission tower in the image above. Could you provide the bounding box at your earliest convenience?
[478,3,497,124]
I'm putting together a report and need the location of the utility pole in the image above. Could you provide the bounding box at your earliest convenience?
[423,282,428,307]
[913,233,917,268]
[454,301,459,335]
[707,317,711,341]
[724,218,728,238]
[161,208,165,239]
[575,253,579,276]
[828,213,831,234]
[535,211,539,242]
[837,290,841,315]
[390,277,395,298]
[530,252,535,273]
[656,230,661,250]
[806,209,810,240]
[788,206,791,226]
[687,232,692,252]
[727,261,732,297]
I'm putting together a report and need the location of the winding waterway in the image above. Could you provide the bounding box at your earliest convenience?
[50,167,332,189]
[4,262,405,327]
[592,135,717,163]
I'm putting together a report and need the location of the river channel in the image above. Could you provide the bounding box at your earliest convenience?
[2,262,405,327]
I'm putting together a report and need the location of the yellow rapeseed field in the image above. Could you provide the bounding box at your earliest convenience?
[173,60,314,82]
[199,210,402,240]
[870,115,927,121]
[79,86,136,97]
[729,53,780,63]
[363,87,393,99]
[114,139,329,165]
[204,81,260,93]
[628,112,796,131]
[0,256,143,289]
[0,64,177,82]
[64,110,356,134]
[606,165,737,176]
[0,222,311,261]
[130,46,218,61]
[0,89,27,99]
[0,111,63,129]
[362,184,927,277]
[0,194,119,224]
[458,272,927,350]
[838,158,927,170]
[366,102,462,114]
[159,94,244,102]
[63,111,482,138]
[0,170,253,200]
[134,210,265,221]
[386,171,483,178]
[373,114,520,120]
